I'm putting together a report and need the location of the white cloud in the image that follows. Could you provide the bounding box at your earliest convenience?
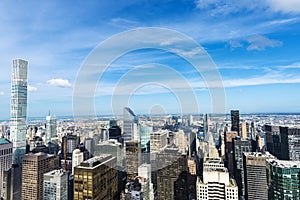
[195,0,221,9]
[266,0,300,13]
[0,91,4,95]
[277,62,300,69]
[47,79,72,88]
[195,0,300,15]
[246,35,282,51]
[28,85,37,92]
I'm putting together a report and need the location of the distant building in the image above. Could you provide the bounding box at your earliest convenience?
[233,137,252,198]
[0,138,12,197]
[22,152,59,200]
[140,125,152,152]
[43,169,68,200]
[203,114,209,137]
[173,130,187,153]
[10,59,28,165]
[61,134,80,171]
[197,157,238,200]
[150,129,168,153]
[240,122,249,139]
[74,155,118,200]
[280,126,300,161]
[109,125,122,142]
[72,149,84,175]
[224,131,238,175]
[265,125,281,158]
[231,110,240,134]
[267,159,300,200]
[94,139,123,167]
[188,158,197,175]
[265,125,300,161]
[243,152,270,200]
[109,119,118,128]
[84,138,94,156]
[126,141,141,182]
[45,115,57,144]
[123,107,138,142]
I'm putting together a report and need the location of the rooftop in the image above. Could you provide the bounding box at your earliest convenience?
[0,138,11,145]
[268,159,300,168]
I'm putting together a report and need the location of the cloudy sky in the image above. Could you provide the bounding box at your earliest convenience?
[0,0,300,119]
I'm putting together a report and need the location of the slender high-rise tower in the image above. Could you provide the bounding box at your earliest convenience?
[10,59,28,165]
[45,114,57,144]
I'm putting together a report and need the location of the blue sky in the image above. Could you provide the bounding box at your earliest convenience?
[0,0,300,119]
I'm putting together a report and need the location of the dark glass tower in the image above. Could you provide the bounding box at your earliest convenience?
[231,110,240,135]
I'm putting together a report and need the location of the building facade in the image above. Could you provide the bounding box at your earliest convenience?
[156,147,188,200]
[22,152,59,200]
[72,149,84,174]
[126,141,141,182]
[10,59,28,165]
[243,152,269,200]
[197,158,238,200]
[0,138,13,197]
[267,159,300,200]
[46,115,57,144]
[123,107,138,142]
[73,155,118,200]
[230,110,240,134]
[43,169,68,200]
[232,137,252,198]
[150,129,168,153]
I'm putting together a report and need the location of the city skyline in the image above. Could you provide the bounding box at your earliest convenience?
[0,1,300,119]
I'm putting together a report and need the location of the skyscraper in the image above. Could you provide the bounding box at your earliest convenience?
[2,164,22,200]
[197,158,238,200]
[243,152,270,200]
[267,159,300,200]
[231,110,240,134]
[123,107,138,142]
[265,125,300,161]
[22,152,59,200]
[203,114,209,137]
[233,137,252,198]
[0,138,13,197]
[43,169,68,200]
[126,141,141,182]
[150,129,168,153]
[73,155,118,200]
[10,59,28,165]
[280,126,300,161]
[45,115,57,144]
[140,124,152,152]
[61,134,80,171]
[156,147,188,200]
[72,149,84,175]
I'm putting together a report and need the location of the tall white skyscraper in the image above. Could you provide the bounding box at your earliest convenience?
[123,107,138,142]
[10,59,28,165]
[46,114,57,144]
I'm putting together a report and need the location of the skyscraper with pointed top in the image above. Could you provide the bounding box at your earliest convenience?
[10,59,28,165]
